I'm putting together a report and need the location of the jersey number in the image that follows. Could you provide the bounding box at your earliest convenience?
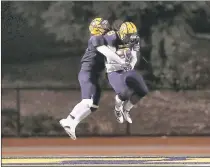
[107,31,115,36]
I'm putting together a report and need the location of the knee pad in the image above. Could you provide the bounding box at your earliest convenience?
[81,99,99,112]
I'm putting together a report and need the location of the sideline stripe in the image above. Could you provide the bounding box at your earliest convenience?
[2,156,210,166]
[3,156,210,158]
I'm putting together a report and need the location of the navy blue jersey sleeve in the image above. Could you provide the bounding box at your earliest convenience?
[91,35,105,47]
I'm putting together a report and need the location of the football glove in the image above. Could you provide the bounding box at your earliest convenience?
[122,62,132,71]
[133,43,140,52]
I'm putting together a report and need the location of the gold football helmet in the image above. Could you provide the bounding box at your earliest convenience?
[118,22,137,43]
[89,17,110,35]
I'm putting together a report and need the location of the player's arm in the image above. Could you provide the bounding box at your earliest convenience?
[92,35,124,64]
[96,45,124,64]
[130,50,137,69]
[130,42,140,69]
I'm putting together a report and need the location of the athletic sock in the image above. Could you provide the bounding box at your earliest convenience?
[68,101,91,127]
[123,100,134,111]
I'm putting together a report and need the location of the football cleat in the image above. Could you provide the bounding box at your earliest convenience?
[114,107,124,124]
[122,110,132,124]
[59,118,77,140]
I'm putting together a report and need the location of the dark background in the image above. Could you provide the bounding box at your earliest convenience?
[2,1,210,137]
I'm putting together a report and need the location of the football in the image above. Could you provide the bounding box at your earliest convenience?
[116,48,131,59]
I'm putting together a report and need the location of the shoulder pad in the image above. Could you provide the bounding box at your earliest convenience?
[104,31,117,46]
[91,35,105,47]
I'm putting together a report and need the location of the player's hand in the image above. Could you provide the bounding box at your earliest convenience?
[133,43,140,52]
[122,63,132,71]
[130,34,140,43]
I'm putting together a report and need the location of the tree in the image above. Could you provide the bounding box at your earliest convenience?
[6,1,210,89]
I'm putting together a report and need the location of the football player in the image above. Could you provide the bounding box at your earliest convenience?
[59,18,126,140]
[104,22,149,124]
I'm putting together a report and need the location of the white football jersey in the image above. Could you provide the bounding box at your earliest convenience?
[105,46,137,73]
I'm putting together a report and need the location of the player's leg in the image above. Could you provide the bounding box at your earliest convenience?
[70,71,101,126]
[60,71,100,140]
[113,70,136,124]
[107,71,133,123]
[121,93,139,124]
[122,70,149,123]
[60,99,93,140]
[92,76,101,111]
[125,70,149,99]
